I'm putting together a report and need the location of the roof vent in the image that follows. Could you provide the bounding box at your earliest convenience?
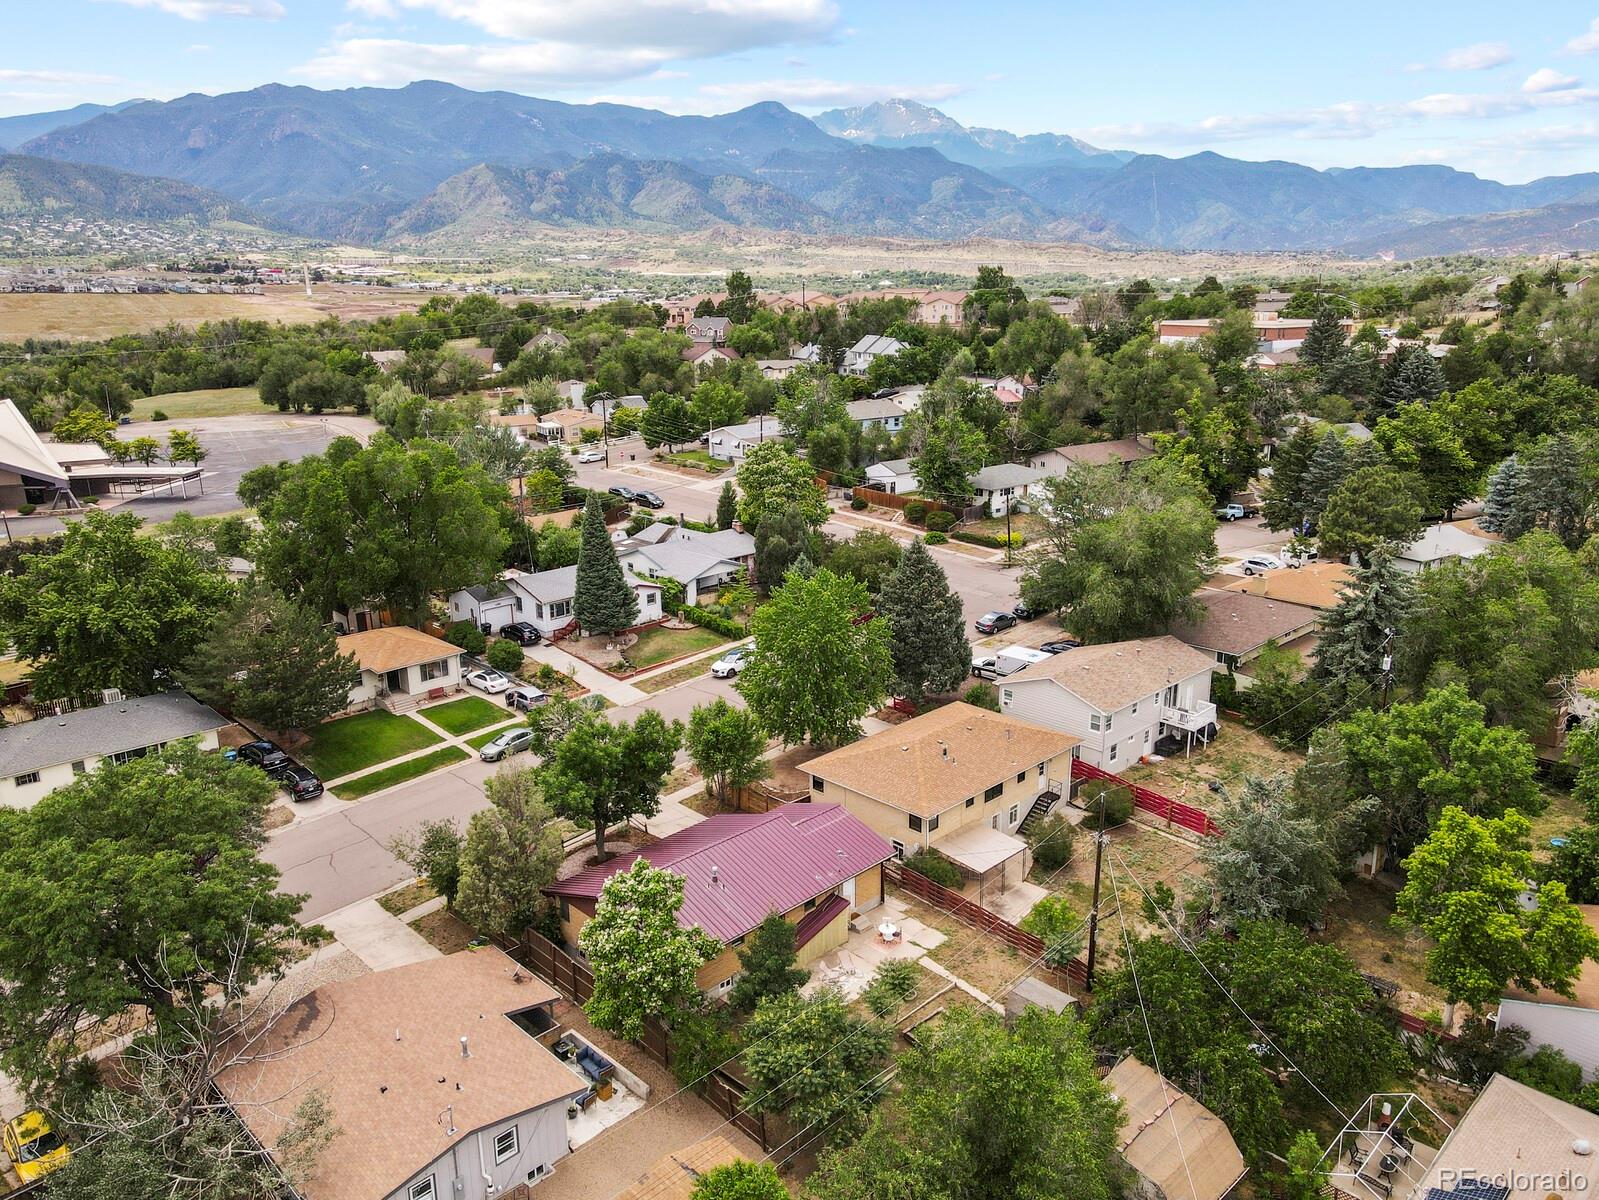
[710,865,719,883]
[1576,1139,1593,1157]
[460,1036,470,1059]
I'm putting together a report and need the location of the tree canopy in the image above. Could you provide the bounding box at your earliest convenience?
[540,709,681,861]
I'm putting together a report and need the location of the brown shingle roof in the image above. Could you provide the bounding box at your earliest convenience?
[1216,562,1353,610]
[217,948,583,1200]
[803,701,1079,818]
[336,626,457,674]
[1001,636,1217,713]
[1106,1057,1246,1200]
[1416,1074,1599,1200]
[1046,438,1153,467]
[1168,589,1320,658]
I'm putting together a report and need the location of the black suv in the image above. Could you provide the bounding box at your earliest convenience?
[237,740,291,776]
[634,489,665,509]
[279,764,324,801]
[500,621,542,646]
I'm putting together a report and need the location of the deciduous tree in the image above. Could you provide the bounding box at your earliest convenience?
[540,709,682,860]
[685,699,769,809]
[736,441,828,530]
[1200,776,1341,928]
[453,768,566,940]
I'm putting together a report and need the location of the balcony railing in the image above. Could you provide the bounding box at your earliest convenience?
[1159,699,1217,732]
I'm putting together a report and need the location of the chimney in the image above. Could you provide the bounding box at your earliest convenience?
[460,1036,470,1059]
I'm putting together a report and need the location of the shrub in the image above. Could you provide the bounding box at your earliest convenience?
[534,663,565,690]
[84,496,100,505]
[952,530,1024,549]
[1211,671,1239,712]
[1028,813,1077,873]
[149,409,168,422]
[485,639,525,674]
[903,849,962,890]
[965,682,999,711]
[15,503,34,516]
[444,620,487,655]
[861,959,921,1018]
[1082,782,1135,828]
[850,496,868,510]
[925,510,956,532]
[680,604,746,638]
[903,500,927,526]
[1019,894,1086,967]
[924,532,948,544]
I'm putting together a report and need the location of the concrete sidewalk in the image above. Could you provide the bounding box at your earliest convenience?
[527,642,647,705]
[320,897,440,971]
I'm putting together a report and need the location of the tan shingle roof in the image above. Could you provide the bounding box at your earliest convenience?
[1001,636,1217,713]
[1216,562,1353,610]
[1106,1057,1246,1200]
[336,626,457,674]
[217,948,584,1200]
[1417,1073,1599,1200]
[803,701,1079,818]
[1168,590,1320,657]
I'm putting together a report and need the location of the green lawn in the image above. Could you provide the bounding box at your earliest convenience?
[130,386,262,421]
[421,695,511,736]
[303,710,441,778]
[657,449,726,472]
[627,624,729,669]
[334,747,470,801]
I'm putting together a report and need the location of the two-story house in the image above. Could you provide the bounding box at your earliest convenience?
[842,334,906,377]
[998,636,1219,766]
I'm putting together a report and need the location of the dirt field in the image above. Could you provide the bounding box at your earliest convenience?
[1119,719,1305,809]
[0,284,427,341]
[1319,878,1442,1017]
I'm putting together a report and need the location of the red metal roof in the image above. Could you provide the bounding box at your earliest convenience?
[792,893,851,951]
[544,804,892,944]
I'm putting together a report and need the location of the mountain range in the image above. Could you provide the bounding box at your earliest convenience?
[7,82,1599,257]
[0,153,250,225]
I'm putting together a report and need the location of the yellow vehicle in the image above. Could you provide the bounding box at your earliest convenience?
[3,1111,69,1182]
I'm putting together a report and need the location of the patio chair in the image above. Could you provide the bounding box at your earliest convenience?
[576,1045,615,1084]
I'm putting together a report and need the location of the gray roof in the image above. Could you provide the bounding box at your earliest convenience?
[848,334,906,357]
[972,463,1048,491]
[507,566,577,604]
[461,582,511,604]
[846,397,908,422]
[868,458,914,476]
[0,692,229,777]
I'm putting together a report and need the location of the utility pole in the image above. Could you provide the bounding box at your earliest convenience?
[1084,798,1109,993]
[1004,499,1013,567]
[1378,626,1395,710]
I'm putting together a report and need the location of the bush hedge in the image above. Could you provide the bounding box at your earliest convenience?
[680,604,747,638]
[444,620,487,655]
[850,497,868,510]
[924,532,948,544]
[951,529,1024,549]
[485,639,526,674]
[903,501,927,526]
[1082,782,1135,828]
[903,849,963,890]
[925,510,956,532]
[149,409,168,422]
[15,503,35,516]
[1027,813,1077,872]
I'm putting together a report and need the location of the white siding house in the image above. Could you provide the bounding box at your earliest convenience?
[864,458,918,494]
[971,463,1048,517]
[337,627,464,715]
[842,335,906,376]
[999,636,1219,768]
[706,418,781,462]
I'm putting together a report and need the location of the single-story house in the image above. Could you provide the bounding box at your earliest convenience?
[1046,296,1083,322]
[1167,589,1321,670]
[803,702,1081,891]
[536,408,604,443]
[1392,523,1496,573]
[337,626,463,715]
[864,458,918,495]
[218,947,588,1200]
[755,358,803,380]
[522,327,569,352]
[1253,289,1294,315]
[1106,1056,1246,1200]
[683,343,740,373]
[706,418,782,462]
[488,412,547,443]
[585,393,646,420]
[1024,438,1153,475]
[842,334,906,376]
[686,315,732,344]
[844,396,908,432]
[364,348,406,372]
[458,345,499,373]
[450,565,664,639]
[1000,636,1219,768]
[546,804,893,999]
[971,463,1048,516]
[1407,1073,1599,1200]
[556,379,587,404]
[618,524,755,604]
[0,692,229,809]
[1217,562,1353,610]
[1497,905,1599,1075]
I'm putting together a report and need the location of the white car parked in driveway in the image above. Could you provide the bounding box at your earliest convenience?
[710,646,752,678]
[465,668,512,694]
[1240,554,1285,575]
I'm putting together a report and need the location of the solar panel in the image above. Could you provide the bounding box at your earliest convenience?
[1426,1182,1511,1200]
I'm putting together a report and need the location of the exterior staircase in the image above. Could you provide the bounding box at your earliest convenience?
[1017,790,1061,838]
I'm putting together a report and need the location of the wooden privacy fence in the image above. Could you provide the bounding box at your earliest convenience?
[1072,758,1221,837]
[885,861,1088,992]
[731,781,811,813]
[850,485,958,516]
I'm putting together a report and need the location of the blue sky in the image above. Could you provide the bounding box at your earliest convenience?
[7,1,1599,182]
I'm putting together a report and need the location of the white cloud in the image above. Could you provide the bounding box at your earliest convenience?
[1438,41,1513,70]
[1567,18,1599,54]
[0,68,121,85]
[101,0,284,17]
[697,78,964,109]
[1524,68,1581,93]
[296,38,673,88]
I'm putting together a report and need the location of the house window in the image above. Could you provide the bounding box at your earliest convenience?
[812,776,824,792]
[515,597,524,612]
[109,746,149,766]
[13,771,39,786]
[1037,761,1046,776]
[558,898,570,922]
[494,1128,519,1164]
[965,796,974,808]
[1089,714,1101,732]
[1009,805,1019,826]
[711,974,736,995]
[1105,713,1113,732]
[984,782,1003,802]
[890,839,906,859]
[804,896,818,912]
[71,761,86,775]
[409,1178,436,1200]
[909,815,923,832]
[1000,689,1012,705]
[549,599,572,619]
[423,659,453,682]
[1144,730,1151,747]
[1108,742,1118,763]
[1131,700,1139,715]
[1016,771,1026,784]
[527,1164,552,1183]
[928,814,940,832]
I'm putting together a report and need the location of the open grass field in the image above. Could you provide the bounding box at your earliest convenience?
[420,694,510,736]
[334,745,470,801]
[0,284,427,342]
[1120,719,1305,808]
[130,386,262,421]
[302,710,442,779]
[626,624,728,669]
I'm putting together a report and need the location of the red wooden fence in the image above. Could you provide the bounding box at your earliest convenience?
[1071,758,1220,837]
[886,861,1088,992]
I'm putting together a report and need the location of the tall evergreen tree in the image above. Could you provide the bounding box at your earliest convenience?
[573,494,638,636]
[1311,550,1417,692]
[715,480,737,530]
[877,538,969,704]
[1261,425,1319,532]
[1478,454,1525,534]
[1379,345,1446,411]
[1299,430,1350,527]
[753,507,820,590]
[728,913,809,1012]
[1300,306,1348,369]
[1518,433,1598,548]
